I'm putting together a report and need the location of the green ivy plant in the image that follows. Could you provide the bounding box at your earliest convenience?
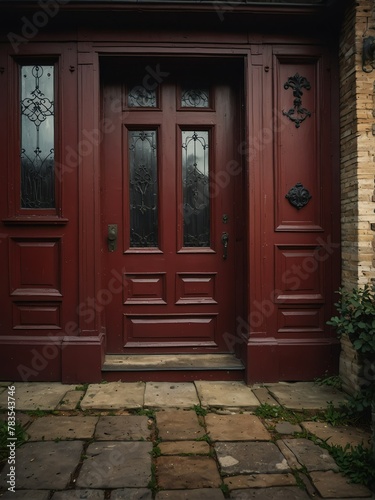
[327,284,375,354]
[327,283,375,483]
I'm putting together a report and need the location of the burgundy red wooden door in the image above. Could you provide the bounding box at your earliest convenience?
[101,60,241,353]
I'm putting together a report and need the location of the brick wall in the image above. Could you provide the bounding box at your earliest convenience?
[339,0,375,394]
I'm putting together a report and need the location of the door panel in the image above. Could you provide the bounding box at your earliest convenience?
[101,60,241,353]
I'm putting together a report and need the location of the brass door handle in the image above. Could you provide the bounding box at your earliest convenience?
[221,232,229,260]
[108,224,118,252]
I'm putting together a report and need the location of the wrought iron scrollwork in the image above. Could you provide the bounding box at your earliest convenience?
[129,130,158,247]
[282,73,311,128]
[182,131,210,247]
[181,88,209,108]
[128,85,156,107]
[20,65,55,209]
[285,182,312,210]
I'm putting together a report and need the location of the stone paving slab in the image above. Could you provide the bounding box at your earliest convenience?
[51,491,105,499]
[144,382,199,408]
[76,441,152,488]
[156,490,225,499]
[0,383,76,411]
[275,422,302,435]
[111,489,153,499]
[309,471,373,498]
[252,387,279,406]
[282,438,339,472]
[195,381,259,409]
[302,421,372,449]
[276,440,302,469]
[0,492,50,500]
[57,390,85,410]
[229,487,311,499]
[266,382,347,410]
[0,441,83,490]
[215,441,290,475]
[0,412,33,428]
[156,456,222,489]
[94,415,151,440]
[80,382,145,410]
[156,410,205,441]
[224,473,297,490]
[206,413,271,441]
[159,440,210,455]
[27,416,98,441]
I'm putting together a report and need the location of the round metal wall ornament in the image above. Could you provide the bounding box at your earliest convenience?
[285,182,312,210]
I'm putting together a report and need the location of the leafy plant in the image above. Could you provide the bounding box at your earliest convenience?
[321,401,349,426]
[314,375,343,391]
[193,404,208,417]
[133,408,156,418]
[254,403,304,424]
[327,284,375,354]
[329,443,375,488]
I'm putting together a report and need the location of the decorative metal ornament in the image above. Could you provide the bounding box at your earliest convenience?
[282,73,311,128]
[285,182,312,210]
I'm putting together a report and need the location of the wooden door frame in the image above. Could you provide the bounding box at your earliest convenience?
[68,35,340,383]
[98,52,248,356]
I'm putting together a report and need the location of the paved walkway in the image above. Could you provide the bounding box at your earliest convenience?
[0,381,373,499]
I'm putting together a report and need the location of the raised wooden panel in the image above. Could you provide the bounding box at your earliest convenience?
[274,245,324,302]
[277,307,324,334]
[13,302,61,330]
[176,273,217,304]
[124,273,166,304]
[123,314,217,347]
[10,238,62,296]
[274,55,323,231]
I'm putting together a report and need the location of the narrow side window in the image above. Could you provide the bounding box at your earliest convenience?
[20,64,55,209]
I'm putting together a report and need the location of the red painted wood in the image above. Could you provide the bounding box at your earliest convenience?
[245,45,340,383]
[102,61,243,354]
[0,5,341,383]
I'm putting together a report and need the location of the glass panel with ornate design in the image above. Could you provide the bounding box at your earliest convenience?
[20,64,55,209]
[128,84,157,108]
[182,130,210,247]
[129,130,158,247]
[181,88,210,108]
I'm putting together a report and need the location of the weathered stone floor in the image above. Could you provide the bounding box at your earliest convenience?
[0,381,373,499]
